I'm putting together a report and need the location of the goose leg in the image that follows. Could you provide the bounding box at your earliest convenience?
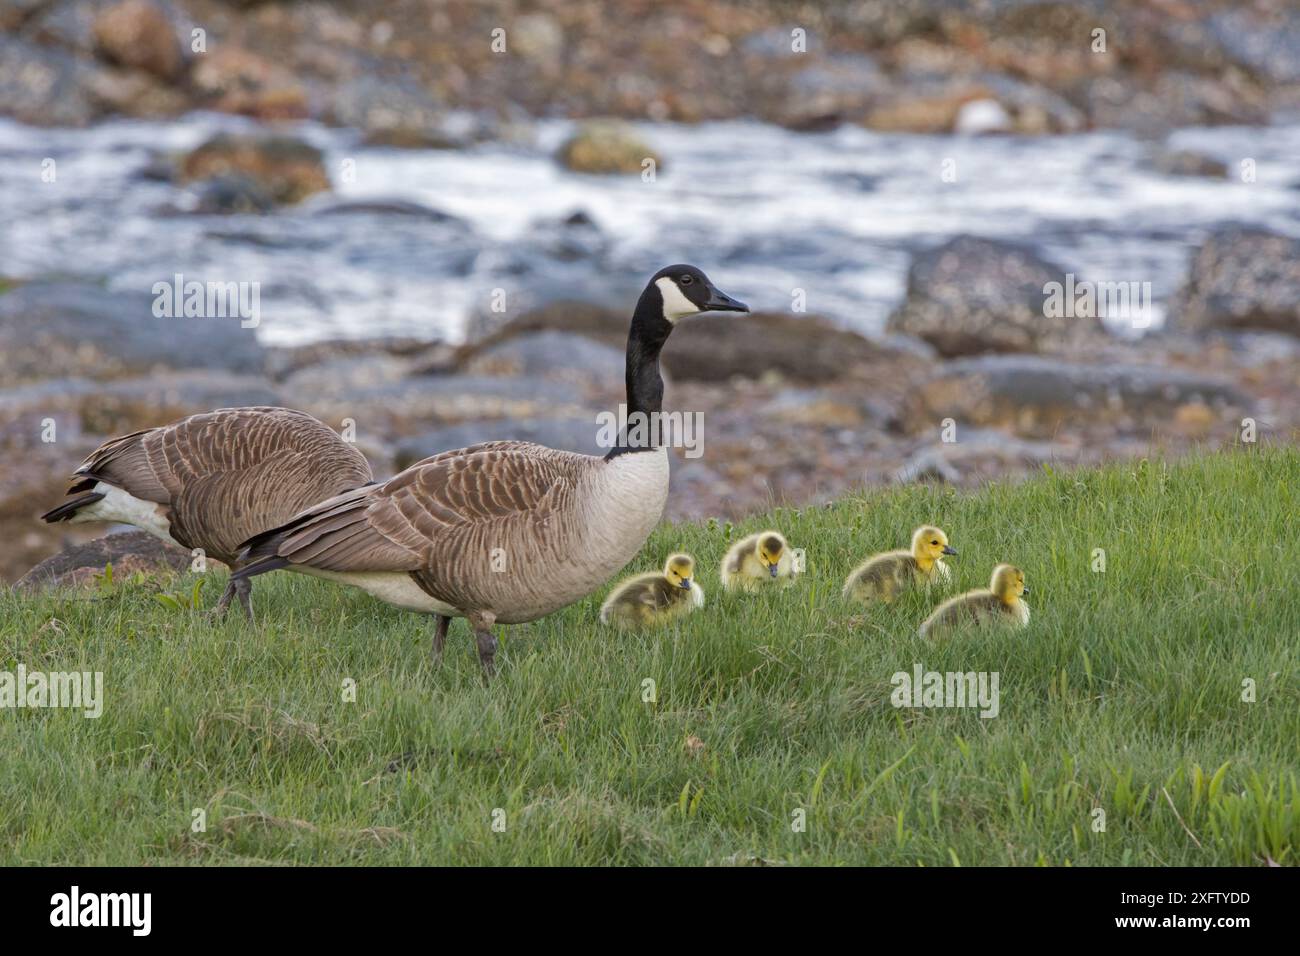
[467,611,498,680]
[431,615,451,661]
[235,578,255,623]
[211,579,237,619]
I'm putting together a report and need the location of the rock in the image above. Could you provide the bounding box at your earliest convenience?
[910,356,1248,438]
[466,304,902,385]
[0,281,266,386]
[461,331,626,397]
[511,13,564,69]
[1082,71,1269,134]
[765,53,889,130]
[188,173,276,214]
[864,85,988,134]
[974,73,1086,135]
[282,362,589,438]
[524,210,609,262]
[761,389,868,429]
[280,355,414,403]
[1152,149,1228,179]
[1207,8,1300,86]
[328,74,467,147]
[557,121,661,175]
[310,197,462,223]
[665,312,896,383]
[1172,228,1300,336]
[0,0,46,32]
[83,62,188,117]
[887,236,1104,357]
[189,47,309,120]
[16,530,190,592]
[178,134,329,205]
[894,448,962,485]
[264,336,441,381]
[91,0,182,81]
[461,290,640,346]
[0,372,282,437]
[954,98,1011,135]
[894,431,1072,486]
[0,36,101,127]
[394,417,604,469]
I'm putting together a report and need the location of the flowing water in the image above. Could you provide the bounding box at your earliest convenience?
[2,113,1298,345]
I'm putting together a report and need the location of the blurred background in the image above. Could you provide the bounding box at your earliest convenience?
[2,0,1299,585]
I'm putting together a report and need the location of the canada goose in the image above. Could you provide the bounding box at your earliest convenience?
[720,530,798,592]
[233,265,748,676]
[842,525,956,604]
[39,408,371,621]
[919,563,1030,638]
[40,407,373,621]
[599,553,705,628]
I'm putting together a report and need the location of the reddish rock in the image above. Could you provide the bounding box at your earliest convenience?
[92,0,183,82]
[16,530,190,593]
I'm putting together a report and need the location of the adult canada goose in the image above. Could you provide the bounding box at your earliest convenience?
[40,407,373,621]
[599,553,705,629]
[919,564,1030,638]
[233,265,749,676]
[720,530,798,592]
[842,525,956,604]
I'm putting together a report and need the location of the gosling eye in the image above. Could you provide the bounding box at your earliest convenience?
[930,540,939,546]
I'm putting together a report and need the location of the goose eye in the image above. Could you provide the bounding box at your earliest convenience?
[679,275,693,285]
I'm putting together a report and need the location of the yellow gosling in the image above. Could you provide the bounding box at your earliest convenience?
[720,530,798,592]
[600,553,705,629]
[842,525,956,604]
[919,564,1030,638]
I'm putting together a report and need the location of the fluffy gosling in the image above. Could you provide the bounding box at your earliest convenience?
[721,530,798,592]
[842,525,956,604]
[600,553,705,629]
[919,564,1030,638]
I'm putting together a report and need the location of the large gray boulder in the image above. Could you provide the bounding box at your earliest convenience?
[1172,228,1300,336]
[0,281,266,386]
[910,355,1249,438]
[887,236,1105,357]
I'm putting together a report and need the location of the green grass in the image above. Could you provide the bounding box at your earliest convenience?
[2,449,1297,866]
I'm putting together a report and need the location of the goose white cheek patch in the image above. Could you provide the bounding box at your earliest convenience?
[655,277,699,322]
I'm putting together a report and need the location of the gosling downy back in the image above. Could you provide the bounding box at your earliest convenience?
[919,564,1029,638]
[843,525,955,603]
[600,553,705,627]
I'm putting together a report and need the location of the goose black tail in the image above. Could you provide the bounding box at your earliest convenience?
[231,554,290,582]
[41,492,106,523]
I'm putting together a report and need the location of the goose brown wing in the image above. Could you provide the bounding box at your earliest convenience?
[249,441,587,574]
[72,407,372,560]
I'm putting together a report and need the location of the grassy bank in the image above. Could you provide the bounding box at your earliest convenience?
[2,449,1296,865]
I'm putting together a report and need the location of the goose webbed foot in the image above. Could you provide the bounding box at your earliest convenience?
[430,614,451,662]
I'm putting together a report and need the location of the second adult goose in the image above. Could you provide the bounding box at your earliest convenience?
[40,407,374,620]
[234,265,749,676]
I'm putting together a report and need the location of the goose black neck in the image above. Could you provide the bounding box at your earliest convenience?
[606,286,670,460]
